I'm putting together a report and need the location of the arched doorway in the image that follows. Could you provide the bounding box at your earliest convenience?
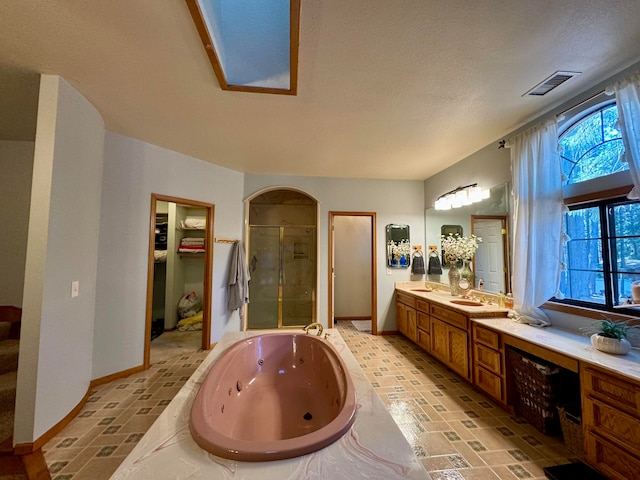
[246,189,318,329]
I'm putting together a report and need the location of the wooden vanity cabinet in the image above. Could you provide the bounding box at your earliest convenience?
[416,299,430,353]
[396,292,417,343]
[429,304,470,380]
[472,323,506,404]
[581,365,640,480]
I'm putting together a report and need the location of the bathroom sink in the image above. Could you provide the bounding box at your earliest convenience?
[449,299,484,307]
[411,289,432,292]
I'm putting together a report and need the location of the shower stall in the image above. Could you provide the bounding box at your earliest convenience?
[247,190,317,329]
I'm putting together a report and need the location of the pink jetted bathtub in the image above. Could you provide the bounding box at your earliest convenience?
[189,333,357,462]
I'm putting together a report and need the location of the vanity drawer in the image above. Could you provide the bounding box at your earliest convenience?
[584,430,640,480]
[474,343,502,375]
[396,292,416,309]
[473,324,500,349]
[582,366,640,416]
[417,329,430,352]
[417,312,430,332]
[416,299,429,314]
[583,396,640,451]
[430,303,467,330]
[474,365,503,402]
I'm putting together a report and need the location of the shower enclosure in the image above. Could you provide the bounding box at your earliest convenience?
[247,190,317,329]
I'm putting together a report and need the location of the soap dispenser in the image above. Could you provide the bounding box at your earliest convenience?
[498,291,506,308]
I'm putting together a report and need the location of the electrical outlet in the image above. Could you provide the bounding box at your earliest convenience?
[71,281,79,298]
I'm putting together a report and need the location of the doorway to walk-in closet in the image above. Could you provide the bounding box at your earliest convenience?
[329,212,377,335]
[144,194,214,367]
[246,188,318,329]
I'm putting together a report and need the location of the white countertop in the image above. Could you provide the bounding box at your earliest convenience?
[395,281,510,318]
[109,329,430,480]
[472,317,640,382]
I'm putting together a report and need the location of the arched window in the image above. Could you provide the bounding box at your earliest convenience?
[557,101,640,312]
[559,102,627,185]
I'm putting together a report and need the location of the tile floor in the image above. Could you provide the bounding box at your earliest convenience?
[42,323,576,480]
[337,321,575,480]
[42,348,209,480]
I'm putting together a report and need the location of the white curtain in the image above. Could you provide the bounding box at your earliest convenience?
[508,118,563,325]
[606,71,640,199]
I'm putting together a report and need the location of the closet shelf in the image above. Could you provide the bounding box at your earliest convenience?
[178,252,205,258]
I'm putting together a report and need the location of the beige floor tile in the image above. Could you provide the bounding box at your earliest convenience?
[452,441,487,468]
[43,445,85,464]
[114,440,140,457]
[439,410,474,421]
[447,421,479,441]
[457,466,501,480]
[73,426,113,448]
[419,432,460,456]
[422,454,456,471]
[519,460,551,477]
[117,413,159,434]
[430,469,466,480]
[88,432,129,447]
[59,446,102,474]
[472,428,522,451]
[477,450,518,466]
[489,465,519,480]
[73,455,128,480]
[112,407,140,425]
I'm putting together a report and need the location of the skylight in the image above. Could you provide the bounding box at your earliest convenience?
[186,0,300,95]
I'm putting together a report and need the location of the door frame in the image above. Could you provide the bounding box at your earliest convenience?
[470,214,510,294]
[144,194,215,368]
[243,186,321,331]
[328,212,377,334]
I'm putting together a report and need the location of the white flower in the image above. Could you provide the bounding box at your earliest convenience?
[441,234,482,263]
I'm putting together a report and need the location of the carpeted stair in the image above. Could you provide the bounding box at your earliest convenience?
[0,315,27,479]
[0,336,18,455]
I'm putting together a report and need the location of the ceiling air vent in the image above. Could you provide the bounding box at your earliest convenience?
[523,71,580,96]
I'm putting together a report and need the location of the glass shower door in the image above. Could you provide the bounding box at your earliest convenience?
[281,226,316,327]
[247,226,280,329]
[247,226,316,329]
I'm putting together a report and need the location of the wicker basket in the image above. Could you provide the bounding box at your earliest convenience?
[506,347,566,434]
[558,406,583,457]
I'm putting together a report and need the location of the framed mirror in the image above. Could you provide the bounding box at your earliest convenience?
[425,183,511,293]
[386,224,410,268]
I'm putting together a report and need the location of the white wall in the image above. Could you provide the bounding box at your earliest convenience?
[14,75,104,443]
[0,141,34,306]
[427,60,640,331]
[334,216,372,318]
[423,143,511,210]
[92,133,244,379]
[244,175,425,332]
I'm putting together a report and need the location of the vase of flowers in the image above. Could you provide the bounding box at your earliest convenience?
[441,234,481,296]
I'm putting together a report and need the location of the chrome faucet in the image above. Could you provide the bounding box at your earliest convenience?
[303,322,324,336]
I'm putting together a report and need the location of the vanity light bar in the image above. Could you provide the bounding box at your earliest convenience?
[434,184,490,210]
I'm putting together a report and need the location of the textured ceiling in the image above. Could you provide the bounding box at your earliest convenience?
[1,1,640,180]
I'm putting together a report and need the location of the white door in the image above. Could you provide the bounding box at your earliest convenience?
[473,218,506,293]
[334,216,372,318]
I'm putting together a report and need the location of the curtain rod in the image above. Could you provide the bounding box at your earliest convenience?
[498,89,607,149]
